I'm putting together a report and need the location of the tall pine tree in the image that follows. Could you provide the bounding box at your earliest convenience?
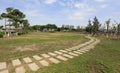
[92,16,101,36]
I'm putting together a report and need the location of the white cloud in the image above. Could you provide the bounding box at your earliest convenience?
[69,11,84,20]
[44,0,57,4]
[58,1,66,6]
[95,0,105,2]
[100,4,109,8]
[74,3,87,9]
[24,10,40,18]
[65,1,97,20]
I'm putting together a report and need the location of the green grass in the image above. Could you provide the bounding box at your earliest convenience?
[1,32,119,73]
[0,32,88,62]
[33,36,120,73]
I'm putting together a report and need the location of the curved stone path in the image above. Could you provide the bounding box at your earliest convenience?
[0,35,100,73]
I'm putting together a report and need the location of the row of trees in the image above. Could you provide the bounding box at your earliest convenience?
[0,7,30,37]
[86,16,120,38]
[30,24,77,32]
[30,24,57,32]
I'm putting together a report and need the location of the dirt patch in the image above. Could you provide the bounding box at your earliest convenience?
[15,39,83,52]
[86,61,109,73]
[16,44,38,51]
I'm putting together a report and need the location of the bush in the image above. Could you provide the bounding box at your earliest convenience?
[18,32,27,35]
[0,32,4,38]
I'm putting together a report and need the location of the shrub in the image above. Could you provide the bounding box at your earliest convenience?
[0,32,4,38]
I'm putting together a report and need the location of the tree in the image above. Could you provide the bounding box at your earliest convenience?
[10,9,25,28]
[46,24,57,31]
[117,23,120,38]
[0,26,3,29]
[92,16,101,36]
[22,20,30,33]
[86,19,92,34]
[1,13,8,36]
[0,7,29,37]
[105,19,111,38]
[76,26,81,32]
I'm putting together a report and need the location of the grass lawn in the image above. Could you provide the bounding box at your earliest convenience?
[34,36,120,73]
[0,32,88,62]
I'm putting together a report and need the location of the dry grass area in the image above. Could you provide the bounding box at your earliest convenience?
[0,32,88,61]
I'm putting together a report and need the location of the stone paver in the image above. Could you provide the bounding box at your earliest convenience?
[49,58,60,64]
[28,63,39,71]
[73,51,83,54]
[65,49,72,52]
[41,54,50,58]
[77,50,86,53]
[0,62,7,70]
[54,51,62,55]
[48,52,57,56]
[33,55,42,60]
[63,54,74,59]
[23,57,32,63]
[68,52,79,56]
[59,50,67,53]
[39,60,49,66]
[12,59,21,66]
[16,66,25,73]
[56,56,68,61]
[0,70,8,73]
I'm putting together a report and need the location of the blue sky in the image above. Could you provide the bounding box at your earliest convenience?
[0,0,120,27]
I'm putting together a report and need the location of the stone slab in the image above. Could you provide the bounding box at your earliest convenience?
[68,52,79,56]
[0,70,8,73]
[41,54,50,58]
[0,62,7,70]
[59,50,67,53]
[12,59,21,66]
[23,57,32,63]
[48,52,57,56]
[77,50,86,53]
[63,54,74,59]
[82,49,90,52]
[33,55,42,60]
[16,66,25,73]
[73,51,83,54]
[39,60,49,66]
[49,58,60,64]
[65,49,72,52]
[54,51,62,55]
[28,63,39,71]
[56,56,68,61]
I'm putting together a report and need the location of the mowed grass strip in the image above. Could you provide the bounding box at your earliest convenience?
[0,32,88,62]
[33,36,119,73]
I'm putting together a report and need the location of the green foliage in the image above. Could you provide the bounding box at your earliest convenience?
[30,24,57,31]
[105,19,111,33]
[0,26,3,29]
[61,24,75,31]
[92,16,101,35]
[46,24,57,29]
[0,7,30,36]
[0,32,4,38]
[117,23,120,35]
[86,19,93,34]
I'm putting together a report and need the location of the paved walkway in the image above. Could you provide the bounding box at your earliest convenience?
[0,36,100,73]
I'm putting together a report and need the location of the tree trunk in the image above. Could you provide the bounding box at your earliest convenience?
[4,18,7,37]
